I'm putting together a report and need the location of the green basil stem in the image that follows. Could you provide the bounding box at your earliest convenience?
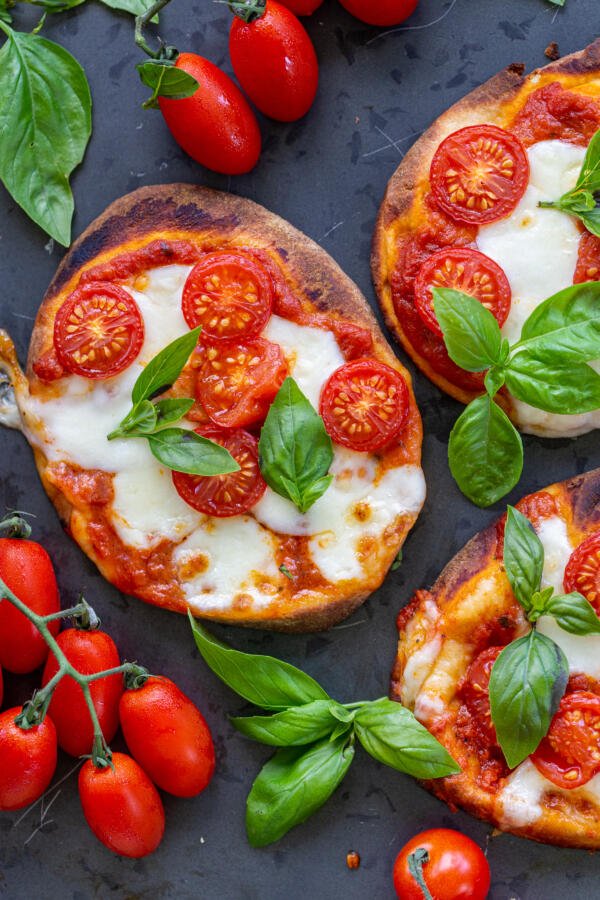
[0,579,143,766]
[134,0,175,59]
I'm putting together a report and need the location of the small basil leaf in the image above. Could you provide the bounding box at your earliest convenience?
[329,704,356,724]
[329,721,352,742]
[100,0,159,17]
[505,352,600,414]
[231,700,343,747]
[489,630,568,769]
[448,395,523,508]
[517,282,600,362]
[127,399,158,434]
[503,505,544,611]
[131,327,201,405]
[137,60,198,110]
[484,366,505,398]
[258,377,333,514]
[147,428,238,475]
[153,397,194,427]
[542,592,600,636]
[433,287,503,372]
[354,698,460,779]
[246,736,354,847]
[189,616,330,711]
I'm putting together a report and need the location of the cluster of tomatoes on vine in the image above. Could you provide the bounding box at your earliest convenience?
[136,0,420,175]
[0,515,215,858]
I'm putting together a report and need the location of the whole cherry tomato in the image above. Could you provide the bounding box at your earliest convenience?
[0,537,60,674]
[393,828,490,900]
[338,0,418,26]
[0,709,57,811]
[158,53,261,175]
[41,628,123,757]
[119,676,216,797]
[278,0,323,12]
[79,753,165,858]
[229,1,319,122]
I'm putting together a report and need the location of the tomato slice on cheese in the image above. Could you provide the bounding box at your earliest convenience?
[53,282,144,379]
[319,359,409,452]
[531,691,600,789]
[574,232,600,284]
[182,251,273,341]
[430,125,529,225]
[459,646,503,747]
[564,531,600,613]
[195,338,287,428]
[413,247,512,338]
[172,426,266,517]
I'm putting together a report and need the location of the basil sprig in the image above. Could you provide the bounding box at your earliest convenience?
[108,329,238,476]
[258,377,333,513]
[489,506,600,769]
[539,128,600,235]
[434,281,600,506]
[137,59,198,110]
[189,616,459,847]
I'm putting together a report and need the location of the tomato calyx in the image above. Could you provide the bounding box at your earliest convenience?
[0,511,32,540]
[124,665,151,692]
[407,848,433,900]
[229,0,267,23]
[71,597,101,631]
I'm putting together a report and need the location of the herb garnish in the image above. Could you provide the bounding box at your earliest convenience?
[489,506,600,769]
[189,616,460,847]
[108,329,238,476]
[539,128,600,235]
[434,282,600,506]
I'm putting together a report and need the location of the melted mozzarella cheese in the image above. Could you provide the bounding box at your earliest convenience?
[498,759,600,828]
[262,315,345,408]
[538,515,573,595]
[477,141,600,437]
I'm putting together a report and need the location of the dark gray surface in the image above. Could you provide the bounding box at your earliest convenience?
[1,0,599,897]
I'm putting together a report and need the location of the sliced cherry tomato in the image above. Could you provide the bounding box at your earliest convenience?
[319,359,409,452]
[414,247,511,338]
[532,691,600,789]
[0,538,60,674]
[79,753,165,858]
[277,0,323,13]
[564,531,600,614]
[338,0,417,26]
[229,1,318,122]
[574,231,600,284]
[42,629,123,757]
[119,676,216,797]
[53,282,144,379]
[393,828,491,900]
[430,125,529,225]
[158,54,261,175]
[173,426,266,517]
[0,709,57,811]
[458,646,503,747]
[182,251,273,341]
[195,338,287,428]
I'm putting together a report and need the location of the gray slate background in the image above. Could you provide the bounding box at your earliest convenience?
[1,0,599,897]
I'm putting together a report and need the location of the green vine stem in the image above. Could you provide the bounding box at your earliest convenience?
[134,0,177,60]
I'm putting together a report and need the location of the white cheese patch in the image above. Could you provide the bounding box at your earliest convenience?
[477,141,600,437]
[538,515,573,595]
[498,759,600,829]
[400,597,442,715]
[262,315,345,408]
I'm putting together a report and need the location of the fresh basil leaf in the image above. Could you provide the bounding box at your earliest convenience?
[354,698,459,779]
[433,287,503,372]
[484,366,505,398]
[448,395,523,507]
[131,327,201,404]
[147,427,238,475]
[0,23,91,246]
[577,207,600,238]
[329,721,353,742]
[505,352,600,414]
[231,700,344,747]
[246,736,354,847]
[259,377,333,514]
[529,586,554,620]
[516,282,600,362]
[574,129,600,191]
[489,630,568,769]
[541,592,600,635]
[137,60,198,109]
[99,0,159,16]
[539,129,600,226]
[189,616,330,711]
[153,397,194,427]
[29,0,85,11]
[503,505,544,610]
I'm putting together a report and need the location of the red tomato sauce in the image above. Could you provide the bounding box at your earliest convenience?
[510,82,600,148]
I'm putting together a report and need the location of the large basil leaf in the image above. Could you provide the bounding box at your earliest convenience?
[516,282,600,362]
[246,736,354,847]
[433,287,503,372]
[231,700,345,747]
[542,592,600,636]
[448,395,523,507]
[189,617,330,710]
[503,505,543,610]
[131,327,202,404]
[258,377,333,513]
[354,698,459,779]
[137,60,198,109]
[505,351,600,414]
[147,427,238,475]
[489,630,568,769]
[0,24,91,246]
